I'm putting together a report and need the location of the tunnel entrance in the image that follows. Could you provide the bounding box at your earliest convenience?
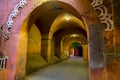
[69,42,83,57]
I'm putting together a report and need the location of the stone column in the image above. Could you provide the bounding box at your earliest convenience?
[88,23,106,69]
[41,38,51,62]
[54,39,61,58]
[88,23,107,80]
[82,45,88,60]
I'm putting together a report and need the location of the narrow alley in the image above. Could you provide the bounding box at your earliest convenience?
[25,57,89,80]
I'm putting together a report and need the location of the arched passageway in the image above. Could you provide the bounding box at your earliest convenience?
[0,0,114,80]
[20,1,88,77]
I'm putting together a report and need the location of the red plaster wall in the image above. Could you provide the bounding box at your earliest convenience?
[90,68,107,80]
[106,58,120,80]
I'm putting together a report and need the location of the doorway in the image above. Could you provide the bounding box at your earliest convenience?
[70,42,83,57]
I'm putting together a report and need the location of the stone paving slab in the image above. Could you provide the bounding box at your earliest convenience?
[25,56,89,80]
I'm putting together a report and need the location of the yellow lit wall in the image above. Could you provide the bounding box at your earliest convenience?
[26,24,48,75]
[82,45,88,60]
[27,24,41,56]
[16,16,29,79]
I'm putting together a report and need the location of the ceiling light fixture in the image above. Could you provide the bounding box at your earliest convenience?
[65,15,70,21]
[72,34,77,37]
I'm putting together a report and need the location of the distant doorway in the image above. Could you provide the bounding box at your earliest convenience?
[69,42,83,57]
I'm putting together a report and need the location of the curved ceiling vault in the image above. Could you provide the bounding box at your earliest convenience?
[62,34,87,45]
[53,27,87,41]
[52,27,87,46]
[30,1,86,39]
[49,12,87,39]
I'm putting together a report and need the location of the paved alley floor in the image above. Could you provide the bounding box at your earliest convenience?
[25,56,89,80]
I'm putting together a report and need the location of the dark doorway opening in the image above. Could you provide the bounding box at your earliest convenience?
[74,46,83,57]
[70,42,83,57]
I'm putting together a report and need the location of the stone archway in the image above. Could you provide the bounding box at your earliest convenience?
[1,0,113,80]
[50,12,87,60]
[13,1,90,79]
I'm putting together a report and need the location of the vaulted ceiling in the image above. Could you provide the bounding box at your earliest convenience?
[33,1,88,42]
[28,0,98,43]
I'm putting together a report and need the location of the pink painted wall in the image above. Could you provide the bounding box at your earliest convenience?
[0,0,100,80]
